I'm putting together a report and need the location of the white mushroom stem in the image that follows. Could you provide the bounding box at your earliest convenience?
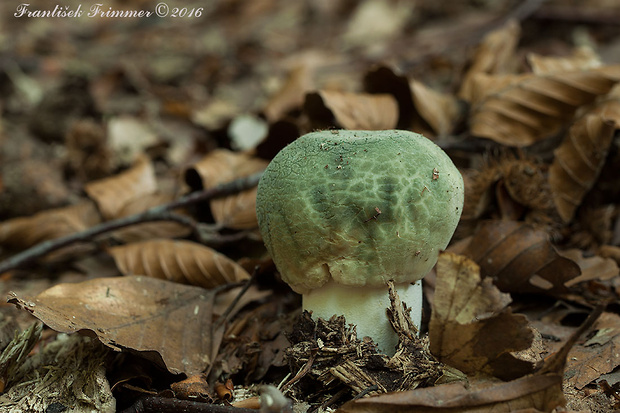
[302,280,422,356]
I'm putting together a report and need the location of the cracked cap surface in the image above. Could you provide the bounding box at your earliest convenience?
[256,130,464,294]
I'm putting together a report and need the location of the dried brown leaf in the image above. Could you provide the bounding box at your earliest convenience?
[599,244,620,265]
[564,312,620,389]
[410,80,461,136]
[561,249,619,287]
[459,19,520,101]
[462,156,553,223]
[464,221,581,295]
[362,66,460,136]
[469,66,620,146]
[527,46,602,75]
[549,114,615,222]
[362,306,593,413]
[363,66,414,129]
[500,158,553,213]
[586,96,620,127]
[337,374,564,413]
[304,90,399,131]
[263,66,314,123]
[0,201,101,250]
[185,150,268,229]
[461,166,502,221]
[84,154,158,220]
[8,276,222,375]
[210,187,260,229]
[111,192,192,243]
[185,149,267,189]
[108,239,250,289]
[429,252,535,380]
[186,149,239,189]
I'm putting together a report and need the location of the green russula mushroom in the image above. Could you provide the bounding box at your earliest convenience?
[256,130,464,355]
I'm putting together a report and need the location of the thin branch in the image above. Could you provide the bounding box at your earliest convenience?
[0,172,263,276]
[214,267,259,331]
[120,396,259,413]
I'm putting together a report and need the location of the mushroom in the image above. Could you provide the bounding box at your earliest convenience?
[256,130,464,355]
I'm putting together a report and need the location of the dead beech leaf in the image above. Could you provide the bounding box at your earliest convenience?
[429,252,535,380]
[108,239,250,289]
[0,201,101,250]
[363,66,415,129]
[8,276,223,375]
[459,19,520,101]
[548,114,615,223]
[586,97,620,128]
[185,149,267,189]
[84,154,158,220]
[410,80,461,136]
[560,249,619,287]
[527,45,602,75]
[337,374,564,413]
[564,312,620,390]
[185,150,268,229]
[462,155,552,222]
[464,220,581,295]
[304,90,399,131]
[362,66,460,136]
[187,149,248,189]
[210,187,260,229]
[343,303,602,413]
[469,65,620,146]
[263,66,314,123]
[111,192,192,243]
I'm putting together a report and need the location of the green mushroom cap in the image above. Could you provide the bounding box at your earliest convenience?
[256,130,464,294]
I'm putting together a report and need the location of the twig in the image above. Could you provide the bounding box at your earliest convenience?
[281,351,317,394]
[352,384,379,400]
[0,172,263,275]
[309,388,349,413]
[214,267,259,330]
[532,5,620,26]
[120,396,259,413]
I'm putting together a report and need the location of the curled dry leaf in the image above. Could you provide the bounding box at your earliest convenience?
[364,66,414,129]
[186,149,248,189]
[384,305,599,413]
[0,201,101,251]
[586,95,620,128]
[459,19,520,101]
[210,187,260,229]
[549,114,615,223]
[527,45,602,75]
[337,374,564,413]
[410,80,461,136]
[185,149,268,229]
[363,66,461,136]
[564,312,620,390]
[263,66,314,123]
[84,154,158,220]
[111,192,192,243]
[108,239,250,289]
[8,276,222,376]
[469,65,620,146]
[463,220,581,295]
[304,90,399,131]
[429,251,535,380]
[560,249,619,287]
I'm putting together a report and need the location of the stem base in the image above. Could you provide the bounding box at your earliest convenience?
[302,281,422,355]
